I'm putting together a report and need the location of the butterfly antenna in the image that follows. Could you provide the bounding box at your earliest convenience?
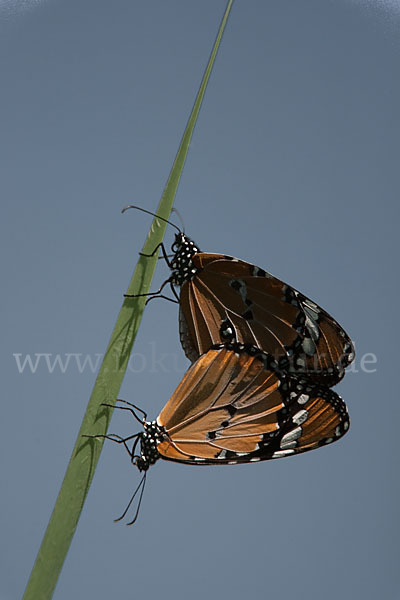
[122,205,181,233]
[114,472,147,525]
[171,207,185,233]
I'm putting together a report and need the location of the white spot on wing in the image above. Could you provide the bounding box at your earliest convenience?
[303,305,320,341]
[272,449,295,458]
[293,409,308,425]
[295,356,306,367]
[280,440,298,449]
[229,279,247,303]
[280,427,302,449]
[302,337,316,356]
[302,299,320,313]
[298,394,310,405]
[238,280,247,303]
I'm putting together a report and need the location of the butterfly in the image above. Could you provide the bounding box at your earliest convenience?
[124,206,355,387]
[92,343,350,523]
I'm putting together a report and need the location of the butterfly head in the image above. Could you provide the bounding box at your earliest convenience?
[170,233,200,286]
[136,420,166,472]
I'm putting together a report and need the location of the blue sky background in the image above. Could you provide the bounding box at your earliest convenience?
[1,1,399,599]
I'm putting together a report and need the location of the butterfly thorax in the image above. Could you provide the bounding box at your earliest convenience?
[169,233,200,286]
[136,420,166,472]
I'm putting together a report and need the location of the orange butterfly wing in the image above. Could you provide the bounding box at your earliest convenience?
[179,253,354,386]
[157,347,349,465]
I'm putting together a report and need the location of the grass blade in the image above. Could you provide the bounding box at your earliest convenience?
[22,2,234,599]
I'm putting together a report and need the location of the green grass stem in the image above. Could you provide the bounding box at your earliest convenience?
[22,2,234,599]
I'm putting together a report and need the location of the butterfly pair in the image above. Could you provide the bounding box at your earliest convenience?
[95,207,354,523]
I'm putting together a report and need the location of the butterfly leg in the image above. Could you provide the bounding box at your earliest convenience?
[145,281,180,305]
[145,294,179,305]
[115,399,147,420]
[139,242,163,258]
[124,277,170,299]
[139,242,172,267]
[83,432,140,459]
[170,282,180,302]
[101,401,146,425]
[146,282,179,304]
